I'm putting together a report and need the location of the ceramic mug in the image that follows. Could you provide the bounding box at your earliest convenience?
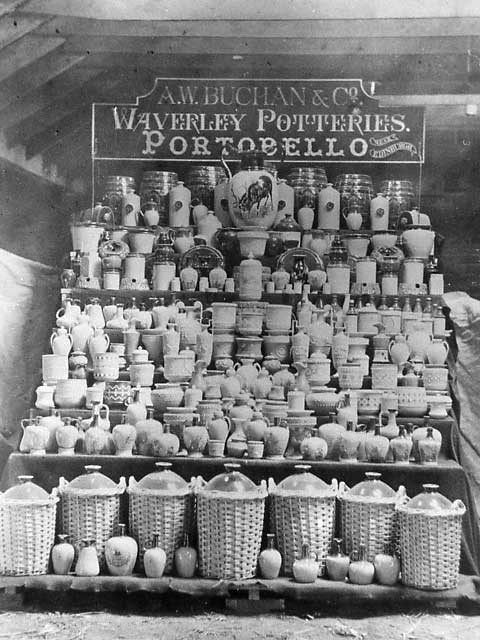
[86,385,104,408]
[42,354,69,385]
[93,352,120,382]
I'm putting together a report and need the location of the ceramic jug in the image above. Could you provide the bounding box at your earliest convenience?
[51,534,75,575]
[71,313,94,352]
[88,328,110,360]
[75,539,100,577]
[85,298,105,329]
[105,524,138,576]
[318,183,340,230]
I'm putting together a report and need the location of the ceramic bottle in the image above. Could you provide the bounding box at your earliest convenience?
[169,181,191,227]
[105,524,138,576]
[71,313,94,352]
[370,193,389,231]
[338,421,360,462]
[258,533,282,579]
[336,393,357,429]
[389,426,412,463]
[252,368,272,399]
[418,426,441,465]
[174,533,197,578]
[126,388,147,425]
[299,428,328,461]
[292,544,318,583]
[331,324,349,372]
[238,253,262,301]
[318,183,340,230]
[55,417,80,456]
[112,414,137,456]
[263,416,289,459]
[373,545,400,586]
[226,418,248,458]
[275,179,294,224]
[318,413,345,460]
[195,322,213,366]
[214,178,231,226]
[75,539,100,577]
[348,544,375,585]
[364,423,390,463]
[151,424,180,457]
[51,534,75,575]
[106,304,129,331]
[135,408,164,456]
[326,538,350,582]
[144,533,167,577]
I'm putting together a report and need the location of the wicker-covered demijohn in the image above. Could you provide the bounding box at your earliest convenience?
[196,463,267,580]
[58,465,125,568]
[398,483,465,591]
[269,465,337,576]
[338,472,407,560]
[128,462,194,573]
[0,475,58,576]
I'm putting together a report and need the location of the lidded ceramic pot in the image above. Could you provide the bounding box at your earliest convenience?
[338,472,407,560]
[0,475,59,576]
[196,463,267,579]
[269,465,337,576]
[58,465,125,568]
[397,484,465,590]
[128,462,194,573]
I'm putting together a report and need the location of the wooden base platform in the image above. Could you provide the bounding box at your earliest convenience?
[0,574,479,614]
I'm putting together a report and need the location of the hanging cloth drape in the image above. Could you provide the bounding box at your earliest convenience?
[443,291,480,521]
[0,249,59,441]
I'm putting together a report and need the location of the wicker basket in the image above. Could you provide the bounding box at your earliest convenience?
[127,463,195,573]
[269,468,337,576]
[398,488,465,590]
[0,479,58,576]
[338,473,407,561]
[58,466,125,568]
[196,464,267,580]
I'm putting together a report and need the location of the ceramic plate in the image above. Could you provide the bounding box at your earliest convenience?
[277,247,324,272]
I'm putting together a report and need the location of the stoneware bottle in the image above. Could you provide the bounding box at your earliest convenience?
[51,534,75,575]
[144,533,167,578]
[258,533,282,580]
[174,533,197,578]
[75,539,100,577]
[105,524,138,576]
[292,543,318,584]
[348,544,375,585]
[326,538,350,582]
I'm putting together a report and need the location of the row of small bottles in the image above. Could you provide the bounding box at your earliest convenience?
[297,290,446,337]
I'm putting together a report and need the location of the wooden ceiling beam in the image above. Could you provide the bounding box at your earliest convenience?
[33,16,480,40]
[61,34,476,57]
[25,109,90,158]
[0,66,101,129]
[0,50,85,112]
[0,1,30,18]
[0,34,64,83]
[0,13,49,49]
[8,70,140,146]
[16,0,480,21]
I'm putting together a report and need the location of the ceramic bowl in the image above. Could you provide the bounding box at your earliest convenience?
[237,228,269,258]
[356,390,383,415]
[397,386,428,417]
[305,387,339,415]
[370,232,398,250]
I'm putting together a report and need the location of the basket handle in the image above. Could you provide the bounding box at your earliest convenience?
[331,478,339,494]
[118,476,127,491]
[267,477,276,493]
[338,481,349,495]
[453,499,466,514]
[127,475,137,489]
[58,476,68,492]
[396,485,407,501]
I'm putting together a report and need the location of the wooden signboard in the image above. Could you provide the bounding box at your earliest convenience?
[92,78,425,164]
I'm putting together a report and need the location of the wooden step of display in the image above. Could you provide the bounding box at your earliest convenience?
[61,287,444,306]
[0,574,478,614]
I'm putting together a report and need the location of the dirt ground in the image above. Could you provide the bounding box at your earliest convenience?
[1,610,480,640]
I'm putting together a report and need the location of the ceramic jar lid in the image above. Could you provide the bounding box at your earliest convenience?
[404,483,452,511]
[3,475,50,501]
[203,463,257,493]
[133,462,189,493]
[347,472,396,499]
[272,465,332,496]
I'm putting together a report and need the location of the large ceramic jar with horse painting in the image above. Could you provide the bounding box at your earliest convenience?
[228,151,278,229]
